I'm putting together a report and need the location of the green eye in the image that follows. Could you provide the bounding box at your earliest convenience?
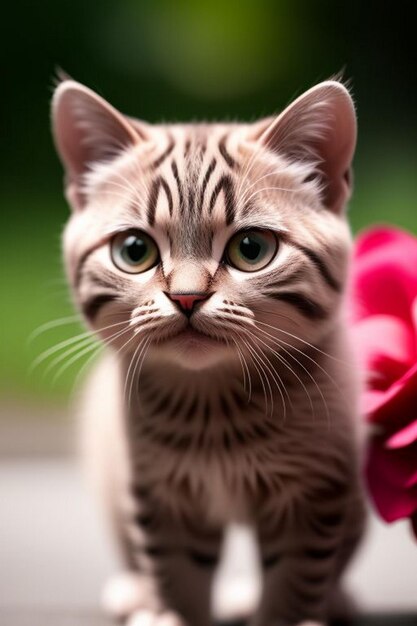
[225,229,278,272]
[111,230,159,274]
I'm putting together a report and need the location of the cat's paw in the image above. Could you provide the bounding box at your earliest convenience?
[127,609,184,626]
[296,622,325,626]
[101,571,161,620]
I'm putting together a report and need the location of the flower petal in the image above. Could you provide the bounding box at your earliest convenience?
[366,438,417,522]
[387,420,417,449]
[369,362,417,425]
[351,227,417,324]
[352,314,414,380]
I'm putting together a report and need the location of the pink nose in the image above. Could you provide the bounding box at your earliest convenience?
[169,293,209,313]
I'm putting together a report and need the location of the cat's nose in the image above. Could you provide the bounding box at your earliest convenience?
[167,292,210,317]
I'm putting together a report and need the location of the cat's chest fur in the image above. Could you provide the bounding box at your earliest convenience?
[126,372,354,527]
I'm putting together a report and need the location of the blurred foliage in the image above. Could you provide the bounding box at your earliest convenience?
[0,0,416,405]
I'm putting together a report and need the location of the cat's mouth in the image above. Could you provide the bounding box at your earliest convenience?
[159,324,225,350]
[173,326,221,345]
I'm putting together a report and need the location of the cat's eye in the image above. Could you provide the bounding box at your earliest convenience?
[225,229,278,272]
[110,230,159,274]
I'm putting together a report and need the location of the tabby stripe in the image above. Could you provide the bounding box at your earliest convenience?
[303,545,337,560]
[171,393,188,416]
[150,136,174,169]
[187,549,218,567]
[148,392,175,416]
[134,512,154,528]
[75,250,95,288]
[171,160,185,212]
[147,177,173,226]
[131,483,151,501]
[263,268,306,291]
[292,243,341,291]
[262,552,281,568]
[287,584,323,607]
[83,273,116,290]
[208,175,236,225]
[269,291,327,320]
[198,158,216,212]
[220,394,232,418]
[184,396,198,422]
[81,293,117,320]
[139,545,169,558]
[219,133,238,169]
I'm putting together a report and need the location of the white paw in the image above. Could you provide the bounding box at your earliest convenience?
[296,622,325,626]
[127,609,184,626]
[101,571,161,619]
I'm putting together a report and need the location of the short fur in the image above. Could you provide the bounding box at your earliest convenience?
[52,78,366,626]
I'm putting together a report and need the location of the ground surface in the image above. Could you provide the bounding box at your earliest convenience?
[1,612,417,626]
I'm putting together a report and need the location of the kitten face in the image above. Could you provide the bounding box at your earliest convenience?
[54,81,356,370]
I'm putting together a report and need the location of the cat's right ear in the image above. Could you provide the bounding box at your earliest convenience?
[246,80,356,215]
[51,80,148,210]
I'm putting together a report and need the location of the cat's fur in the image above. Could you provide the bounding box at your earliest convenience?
[52,78,366,626]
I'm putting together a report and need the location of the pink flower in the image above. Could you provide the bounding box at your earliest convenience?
[350,227,417,537]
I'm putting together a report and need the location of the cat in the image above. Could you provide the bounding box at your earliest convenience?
[51,77,366,626]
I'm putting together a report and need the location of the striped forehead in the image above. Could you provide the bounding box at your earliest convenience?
[145,126,241,243]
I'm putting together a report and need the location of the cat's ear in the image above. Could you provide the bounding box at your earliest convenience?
[51,80,148,210]
[249,80,356,214]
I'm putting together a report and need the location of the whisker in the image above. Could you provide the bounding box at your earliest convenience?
[255,319,347,364]
[51,324,133,385]
[124,337,145,409]
[71,344,104,395]
[241,185,297,208]
[52,340,103,385]
[43,335,97,379]
[255,321,347,411]
[28,315,81,343]
[240,168,296,197]
[126,336,150,410]
[239,180,295,208]
[254,307,303,329]
[130,337,151,408]
[70,321,139,395]
[231,337,252,402]
[30,319,128,371]
[235,133,267,200]
[242,329,289,421]
[240,335,272,418]
[254,326,319,422]
[46,322,131,380]
[245,329,294,413]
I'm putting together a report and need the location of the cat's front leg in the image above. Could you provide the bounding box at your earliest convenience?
[252,479,365,626]
[104,481,223,626]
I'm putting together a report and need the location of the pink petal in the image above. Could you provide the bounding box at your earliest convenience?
[350,227,417,323]
[387,420,417,449]
[354,227,417,259]
[366,439,417,522]
[406,469,417,488]
[365,362,417,425]
[412,296,417,337]
[351,315,414,380]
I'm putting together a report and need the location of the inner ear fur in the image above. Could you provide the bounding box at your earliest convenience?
[249,80,357,214]
[51,80,148,210]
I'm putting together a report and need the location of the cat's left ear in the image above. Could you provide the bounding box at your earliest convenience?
[51,80,149,210]
[248,80,357,214]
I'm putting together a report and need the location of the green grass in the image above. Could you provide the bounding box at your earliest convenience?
[0,195,86,403]
[1,144,415,406]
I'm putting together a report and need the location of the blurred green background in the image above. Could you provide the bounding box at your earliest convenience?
[1,0,416,408]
